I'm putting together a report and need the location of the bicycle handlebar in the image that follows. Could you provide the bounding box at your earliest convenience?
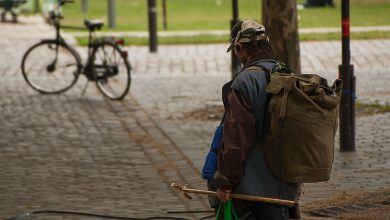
[48,0,74,22]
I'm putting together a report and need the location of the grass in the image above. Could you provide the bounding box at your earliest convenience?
[64,0,390,45]
[356,101,390,116]
[296,0,390,28]
[60,0,390,32]
[75,31,390,46]
[61,0,255,31]
[76,34,229,46]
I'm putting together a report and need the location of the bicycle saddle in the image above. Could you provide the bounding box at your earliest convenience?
[84,20,104,31]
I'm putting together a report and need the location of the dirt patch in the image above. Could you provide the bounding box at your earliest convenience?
[182,104,224,121]
[302,188,390,220]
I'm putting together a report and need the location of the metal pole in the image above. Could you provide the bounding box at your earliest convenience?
[162,0,167,30]
[108,0,116,28]
[339,0,355,152]
[231,0,240,78]
[148,0,158,52]
[81,0,88,13]
[34,0,40,13]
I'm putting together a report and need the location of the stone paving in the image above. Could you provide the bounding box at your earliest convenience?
[0,16,389,219]
[128,40,390,105]
[0,17,209,220]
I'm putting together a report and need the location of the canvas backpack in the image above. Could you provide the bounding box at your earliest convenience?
[259,64,343,183]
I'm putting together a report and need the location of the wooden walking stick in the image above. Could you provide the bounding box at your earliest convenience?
[171,182,297,207]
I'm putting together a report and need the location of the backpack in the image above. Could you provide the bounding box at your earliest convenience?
[201,61,342,184]
[260,67,343,183]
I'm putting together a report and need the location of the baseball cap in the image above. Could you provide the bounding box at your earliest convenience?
[226,19,269,52]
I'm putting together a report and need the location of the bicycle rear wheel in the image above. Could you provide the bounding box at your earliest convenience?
[21,40,81,94]
[92,41,131,100]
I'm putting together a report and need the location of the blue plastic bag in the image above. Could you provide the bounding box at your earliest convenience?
[201,124,223,181]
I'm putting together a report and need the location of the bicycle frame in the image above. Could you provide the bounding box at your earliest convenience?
[48,17,109,81]
[47,0,128,79]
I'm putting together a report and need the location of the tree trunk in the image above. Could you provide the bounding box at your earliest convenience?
[262,0,301,73]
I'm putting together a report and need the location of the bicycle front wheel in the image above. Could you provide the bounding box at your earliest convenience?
[21,40,81,94]
[92,41,131,100]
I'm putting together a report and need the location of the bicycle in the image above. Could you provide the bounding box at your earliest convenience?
[21,0,131,100]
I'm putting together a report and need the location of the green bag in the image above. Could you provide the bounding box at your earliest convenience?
[215,199,239,220]
[261,73,342,183]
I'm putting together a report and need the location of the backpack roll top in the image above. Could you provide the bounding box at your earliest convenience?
[262,73,342,183]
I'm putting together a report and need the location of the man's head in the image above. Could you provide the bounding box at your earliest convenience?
[227,19,274,64]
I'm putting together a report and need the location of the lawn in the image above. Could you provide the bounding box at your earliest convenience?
[61,0,261,31]
[296,0,390,27]
[60,0,390,31]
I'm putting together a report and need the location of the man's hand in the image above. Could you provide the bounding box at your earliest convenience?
[216,188,231,203]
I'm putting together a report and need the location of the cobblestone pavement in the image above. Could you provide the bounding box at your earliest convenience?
[127,40,390,104]
[0,17,209,220]
[0,16,389,219]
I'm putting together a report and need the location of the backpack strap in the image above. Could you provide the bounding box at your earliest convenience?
[247,60,275,83]
[244,66,262,71]
[279,79,294,122]
[242,64,272,83]
[265,69,271,84]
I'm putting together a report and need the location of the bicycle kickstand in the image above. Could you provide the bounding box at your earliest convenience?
[80,79,90,98]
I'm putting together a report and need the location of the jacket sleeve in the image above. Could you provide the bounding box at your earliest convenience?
[215,89,257,190]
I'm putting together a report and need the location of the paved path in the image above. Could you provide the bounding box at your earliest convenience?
[0,16,389,219]
[0,17,209,220]
[126,40,390,105]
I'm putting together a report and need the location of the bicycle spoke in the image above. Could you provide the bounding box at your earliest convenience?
[100,80,118,96]
[37,65,46,77]
[97,46,106,62]
[55,62,77,69]
[111,46,118,65]
[102,45,110,63]
[102,45,115,65]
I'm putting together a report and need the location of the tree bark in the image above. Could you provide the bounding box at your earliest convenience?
[262,0,301,73]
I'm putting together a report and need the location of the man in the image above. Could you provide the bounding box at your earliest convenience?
[214,20,300,219]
